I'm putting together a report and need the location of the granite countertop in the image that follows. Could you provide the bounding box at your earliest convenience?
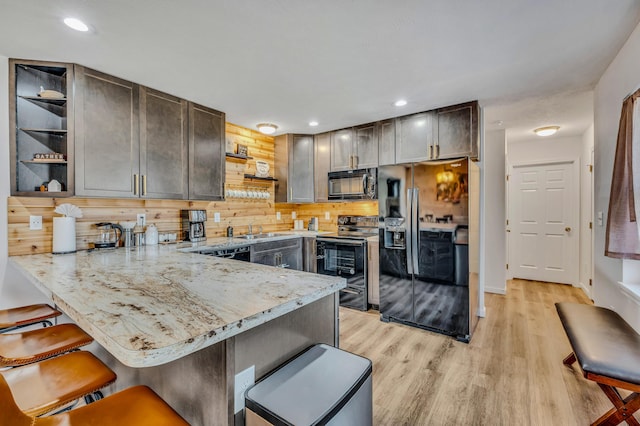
[9,246,346,368]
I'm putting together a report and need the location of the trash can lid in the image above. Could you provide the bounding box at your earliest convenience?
[245,344,372,425]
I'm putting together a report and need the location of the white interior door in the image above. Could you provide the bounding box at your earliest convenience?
[509,161,579,284]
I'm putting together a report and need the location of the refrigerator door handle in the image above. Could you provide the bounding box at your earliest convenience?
[406,188,413,275]
[412,188,420,275]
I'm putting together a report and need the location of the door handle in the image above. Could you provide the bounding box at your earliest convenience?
[506,229,511,233]
[406,188,413,275]
[133,174,139,196]
[565,227,572,232]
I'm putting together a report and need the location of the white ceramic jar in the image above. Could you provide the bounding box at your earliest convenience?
[145,224,159,245]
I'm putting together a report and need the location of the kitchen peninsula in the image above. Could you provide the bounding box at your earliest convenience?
[9,245,346,425]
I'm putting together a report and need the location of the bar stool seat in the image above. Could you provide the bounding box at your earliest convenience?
[1,350,117,416]
[0,323,93,367]
[0,374,190,426]
[0,304,61,332]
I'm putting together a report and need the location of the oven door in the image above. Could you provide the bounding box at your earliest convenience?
[316,238,368,311]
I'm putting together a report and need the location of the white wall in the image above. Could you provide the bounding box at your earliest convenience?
[0,54,10,304]
[0,55,48,309]
[580,124,594,298]
[593,20,640,329]
[482,129,507,295]
[508,135,583,163]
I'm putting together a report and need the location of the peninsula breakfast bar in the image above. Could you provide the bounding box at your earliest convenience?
[10,242,346,425]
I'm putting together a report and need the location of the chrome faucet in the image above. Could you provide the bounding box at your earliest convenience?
[248,223,253,236]
[258,225,263,235]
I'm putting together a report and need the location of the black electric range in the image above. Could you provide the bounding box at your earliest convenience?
[316,216,378,311]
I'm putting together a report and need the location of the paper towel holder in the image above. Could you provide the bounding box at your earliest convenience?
[52,217,77,254]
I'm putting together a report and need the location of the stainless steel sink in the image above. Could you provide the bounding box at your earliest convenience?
[239,233,285,240]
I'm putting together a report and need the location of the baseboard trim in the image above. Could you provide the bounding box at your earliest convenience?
[485,286,506,295]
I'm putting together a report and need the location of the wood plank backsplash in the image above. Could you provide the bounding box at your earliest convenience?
[8,122,378,256]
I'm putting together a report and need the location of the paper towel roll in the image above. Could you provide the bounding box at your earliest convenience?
[53,217,76,254]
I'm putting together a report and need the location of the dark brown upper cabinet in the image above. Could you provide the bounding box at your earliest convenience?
[432,100,479,161]
[274,134,315,203]
[330,125,378,171]
[139,87,188,199]
[188,102,225,201]
[74,66,221,200]
[395,111,435,163]
[74,66,140,198]
[10,59,75,196]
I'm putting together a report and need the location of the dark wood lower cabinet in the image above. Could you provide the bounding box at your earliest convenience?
[251,238,303,271]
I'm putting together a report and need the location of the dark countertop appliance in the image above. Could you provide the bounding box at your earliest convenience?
[316,215,378,311]
[181,209,207,242]
[328,168,377,200]
[94,222,123,249]
[192,245,250,262]
[378,159,479,342]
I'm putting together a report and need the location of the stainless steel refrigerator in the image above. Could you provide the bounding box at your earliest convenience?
[378,158,479,342]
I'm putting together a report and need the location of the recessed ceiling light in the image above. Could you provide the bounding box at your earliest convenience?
[309,121,319,127]
[534,126,560,137]
[63,17,89,32]
[257,123,278,135]
[394,99,407,107]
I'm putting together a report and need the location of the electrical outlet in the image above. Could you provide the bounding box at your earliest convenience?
[137,213,146,227]
[325,211,330,220]
[234,365,255,414]
[214,212,221,223]
[291,211,297,219]
[29,215,42,230]
[276,211,281,220]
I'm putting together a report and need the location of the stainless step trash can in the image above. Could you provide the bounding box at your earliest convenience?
[245,344,373,426]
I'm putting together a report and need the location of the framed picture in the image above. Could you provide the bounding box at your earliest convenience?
[236,144,248,156]
[225,136,234,153]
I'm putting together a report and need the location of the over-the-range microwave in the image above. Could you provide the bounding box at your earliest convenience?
[328,168,377,200]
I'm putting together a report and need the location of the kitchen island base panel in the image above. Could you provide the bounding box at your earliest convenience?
[93,294,338,426]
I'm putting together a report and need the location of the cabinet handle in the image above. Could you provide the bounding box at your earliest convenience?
[436,144,440,158]
[290,188,293,200]
[429,145,433,159]
[353,155,358,169]
[134,174,139,196]
[142,175,147,196]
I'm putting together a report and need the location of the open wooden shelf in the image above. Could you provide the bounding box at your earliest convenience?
[244,174,278,181]
[226,153,253,160]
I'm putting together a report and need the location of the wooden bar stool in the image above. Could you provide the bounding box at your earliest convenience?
[1,350,116,416]
[0,374,190,425]
[0,304,61,333]
[0,323,93,367]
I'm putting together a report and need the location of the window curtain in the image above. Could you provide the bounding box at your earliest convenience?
[605,88,640,259]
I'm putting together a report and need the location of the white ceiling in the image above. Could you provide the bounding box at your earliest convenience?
[0,1,638,139]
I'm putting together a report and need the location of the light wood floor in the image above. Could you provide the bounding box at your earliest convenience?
[339,279,629,425]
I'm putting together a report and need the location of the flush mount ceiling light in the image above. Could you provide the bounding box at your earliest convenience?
[63,17,89,32]
[394,99,407,107]
[534,126,560,137]
[257,123,278,135]
[309,121,319,127]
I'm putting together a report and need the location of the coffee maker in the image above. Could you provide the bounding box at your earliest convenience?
[181,210,207,242]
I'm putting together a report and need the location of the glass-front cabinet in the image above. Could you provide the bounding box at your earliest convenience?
[10,59,74,196]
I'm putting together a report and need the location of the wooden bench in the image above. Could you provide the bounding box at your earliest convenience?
[556,302,640,426]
